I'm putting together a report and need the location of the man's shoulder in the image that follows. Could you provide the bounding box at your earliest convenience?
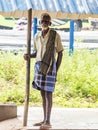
[50,29,56,33]
[50,29,60,36]
[50,29,57,36]
[34,31,41,39]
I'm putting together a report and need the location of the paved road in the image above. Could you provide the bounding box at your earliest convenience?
[0,30,98,51]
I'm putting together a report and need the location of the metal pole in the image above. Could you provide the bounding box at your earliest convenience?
[23,9,32,126]
[33,18,37,38]
[69,20,74,55]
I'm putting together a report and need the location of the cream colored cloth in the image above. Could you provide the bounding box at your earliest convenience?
[33,29,64,61]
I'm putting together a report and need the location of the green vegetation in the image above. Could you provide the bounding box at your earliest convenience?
[0,15,90,29]
[0,49,98,107]
[0,15,16,27]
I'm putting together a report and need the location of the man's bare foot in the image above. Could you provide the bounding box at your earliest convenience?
[40,123,52,129]
[33,121,44,126]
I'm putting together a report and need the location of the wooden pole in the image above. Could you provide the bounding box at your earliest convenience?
[23,9,32,126]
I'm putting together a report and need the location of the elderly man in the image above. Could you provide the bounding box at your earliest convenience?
[24,13,63,129]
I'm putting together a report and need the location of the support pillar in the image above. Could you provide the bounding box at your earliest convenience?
[69,20,74,55]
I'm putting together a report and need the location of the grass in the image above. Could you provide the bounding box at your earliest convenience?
[0,49,98,107]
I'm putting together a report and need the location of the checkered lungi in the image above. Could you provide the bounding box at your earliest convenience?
[32,61,56,92]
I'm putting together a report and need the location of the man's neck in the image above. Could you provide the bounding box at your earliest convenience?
[42,27,49,37]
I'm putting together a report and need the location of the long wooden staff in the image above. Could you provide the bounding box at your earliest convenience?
[23,9,32,126]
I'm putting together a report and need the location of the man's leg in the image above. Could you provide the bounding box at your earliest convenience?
[34,90,52,127]
[40,90,46,122]
[44,91,52,125]
[33,90,46,126]
[41,90,53,125]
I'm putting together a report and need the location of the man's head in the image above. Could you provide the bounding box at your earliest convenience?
[40,13,51,29]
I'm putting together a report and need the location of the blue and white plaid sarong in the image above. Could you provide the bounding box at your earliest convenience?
[32,61,56,92]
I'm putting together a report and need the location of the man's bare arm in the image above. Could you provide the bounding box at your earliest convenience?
[56,51,63,73]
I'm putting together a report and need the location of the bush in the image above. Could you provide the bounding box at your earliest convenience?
[0,49,98,107]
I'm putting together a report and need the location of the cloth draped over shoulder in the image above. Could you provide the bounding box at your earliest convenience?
[39,30,56,75]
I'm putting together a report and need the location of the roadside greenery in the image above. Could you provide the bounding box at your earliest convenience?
[0,15,16,27]
[0,15,90,29]
[0,49,98,107]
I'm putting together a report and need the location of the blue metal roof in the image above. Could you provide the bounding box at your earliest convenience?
[0,0,98,19]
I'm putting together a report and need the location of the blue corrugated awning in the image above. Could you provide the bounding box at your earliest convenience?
[0,0,98,19]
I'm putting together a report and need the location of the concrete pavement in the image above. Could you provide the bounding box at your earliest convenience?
[0,106,98,130]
